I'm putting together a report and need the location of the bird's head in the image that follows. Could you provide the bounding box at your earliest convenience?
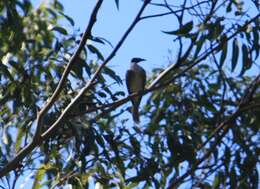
[131,57,146,64]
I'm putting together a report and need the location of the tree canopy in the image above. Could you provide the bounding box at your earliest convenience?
[0,0,259,188]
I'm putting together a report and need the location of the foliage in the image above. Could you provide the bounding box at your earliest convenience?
[0,0,259,189]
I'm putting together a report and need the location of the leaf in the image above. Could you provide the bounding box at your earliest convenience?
[219,40,228,67]
[207,22,224,41]
[46,8,58,19]
[113,91,125,97]
[71,61,83,79]
[71,57,89,79]
[163,21,193,36]
[194,36,203,55]
[124,182,139,189]
[98,91,107,98]
[114,0,119,10]
[231,38,239,72]
[0,62,14,81]
[50,26,68,35]
[89,36,105,45]
[103,66,123,85]
[95,134,105,148]
[252,27,259,60]
[226,1,232,12]
[8,60,24,73]
[213,174,220,188]
[15,127,24,152]
[2,128,9,145]
[54,39,61,52]
[58,11,75,26]
[240,44,252,76]
[32,164,48,189]
[87,44,104,61]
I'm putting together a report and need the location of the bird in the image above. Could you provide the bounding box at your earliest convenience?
[126,57,146,123]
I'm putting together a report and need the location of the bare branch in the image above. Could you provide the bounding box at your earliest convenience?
[140,11,173,20]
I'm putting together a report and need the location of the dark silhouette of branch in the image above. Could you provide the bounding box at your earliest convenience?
[140,12,173,20]
[34,0,104,138]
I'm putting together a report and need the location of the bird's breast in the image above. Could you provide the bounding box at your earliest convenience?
[129,69,144,92]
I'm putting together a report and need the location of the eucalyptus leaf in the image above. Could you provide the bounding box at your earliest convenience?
[51,26,68,35]
[163,21,193,36]
[231,38,239,72]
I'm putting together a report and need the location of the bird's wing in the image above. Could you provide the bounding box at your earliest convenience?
[126,69,135,94]
[140,67,146,90]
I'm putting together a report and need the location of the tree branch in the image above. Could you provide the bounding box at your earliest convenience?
[34,0,104,139]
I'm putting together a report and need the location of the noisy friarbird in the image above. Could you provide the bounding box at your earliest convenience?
[126,58,146,123]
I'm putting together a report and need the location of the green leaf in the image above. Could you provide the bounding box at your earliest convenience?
[51,26,68,35]
[59,11,75,26]
[124,182,139,189]
[114,0,119,10]
[0,62,14,81]
[71,57,89,79]
[240,44,252,76]
[163,21,193,36]
[252,27,259,60]
[113,91,125,97]
[194,35,205,58]
[213,174,220,188]
[207,22,224,41]
[103,66,123,85]
[15,127,24,152]
[226,1,232,12]
[32,164,48,189]
[90,36,114,48]
[87,44,104,61]
[231,38,239,72]
[219,41,228,67]
[98,91,107,98]
[46,8,58,19]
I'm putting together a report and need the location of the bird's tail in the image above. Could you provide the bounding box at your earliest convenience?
[132,106,140,123]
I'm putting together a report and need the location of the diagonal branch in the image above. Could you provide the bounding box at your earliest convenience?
[34,0,104,139]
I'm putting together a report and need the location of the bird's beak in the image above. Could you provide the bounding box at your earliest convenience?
[137,58,146,63]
